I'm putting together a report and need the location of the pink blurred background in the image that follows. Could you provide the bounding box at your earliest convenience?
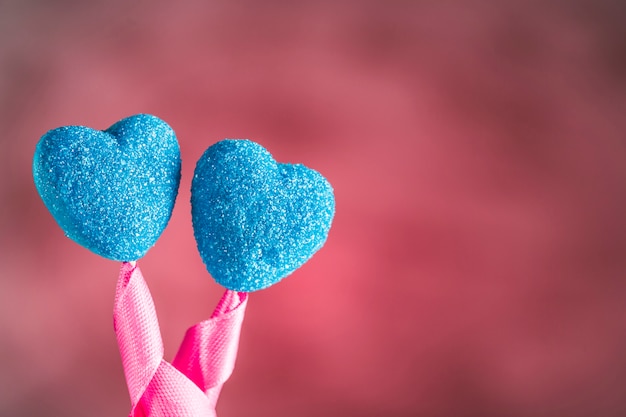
[1,1,626,416]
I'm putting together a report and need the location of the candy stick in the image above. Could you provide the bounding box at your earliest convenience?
[114,262,247,416]
[172,290,248,409]
[114,262,163,413]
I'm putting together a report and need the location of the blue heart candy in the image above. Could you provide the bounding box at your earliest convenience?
[33,114,181,261]
[191,139,335,292]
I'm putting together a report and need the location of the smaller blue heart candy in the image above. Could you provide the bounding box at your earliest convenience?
[33,114,181,261]
[191,139,335,292]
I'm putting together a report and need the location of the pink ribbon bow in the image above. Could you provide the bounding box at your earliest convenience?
[113,262,247,417]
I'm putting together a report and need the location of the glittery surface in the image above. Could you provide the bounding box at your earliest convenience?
[32,114,181,261]
[191,139,335,292]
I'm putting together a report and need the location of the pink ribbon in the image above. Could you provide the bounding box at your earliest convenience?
[114,262,247,417]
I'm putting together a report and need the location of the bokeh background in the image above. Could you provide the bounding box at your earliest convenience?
[1,1,626,416]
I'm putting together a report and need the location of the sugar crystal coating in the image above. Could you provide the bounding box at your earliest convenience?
[191,139,335,291]
[32,114,181,261]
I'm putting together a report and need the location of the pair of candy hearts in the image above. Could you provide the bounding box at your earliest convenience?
[33,114,335,292]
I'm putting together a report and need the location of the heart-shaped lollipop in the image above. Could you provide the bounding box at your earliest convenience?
[191,139,335,292]
[33,114,181,261]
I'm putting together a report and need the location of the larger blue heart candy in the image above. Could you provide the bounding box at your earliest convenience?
[33,114,181,261]
[191,139,335,292]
